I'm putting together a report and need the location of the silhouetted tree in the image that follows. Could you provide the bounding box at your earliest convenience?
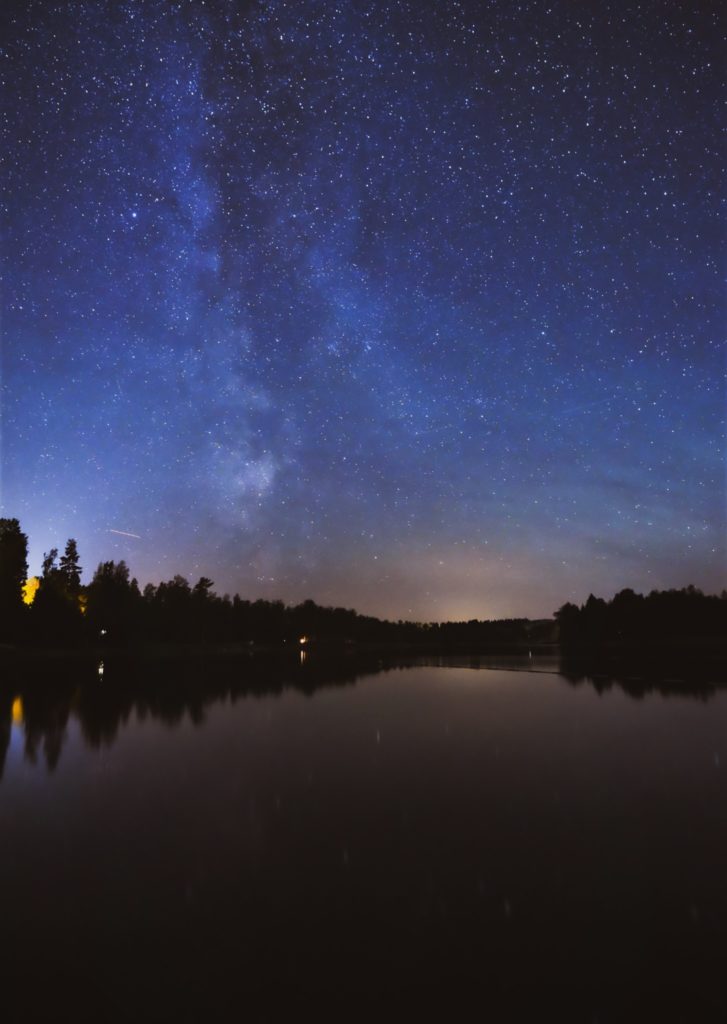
[32,544,84,646]
[59,538,82,594]
[554,602,580,646]
[556,585,727,656]
[193,577,214,599]
[86,560,141,644]
[41,548,59,579]
[0,517,28,642]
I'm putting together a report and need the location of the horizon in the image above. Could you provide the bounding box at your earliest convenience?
[15,521,724,627]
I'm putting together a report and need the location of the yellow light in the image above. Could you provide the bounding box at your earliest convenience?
[299,636,308,645]
[78,592,88,615]
[22,577,40,606]
[11,697,23,726]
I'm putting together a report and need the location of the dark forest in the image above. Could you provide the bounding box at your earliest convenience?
[1,519,724,655]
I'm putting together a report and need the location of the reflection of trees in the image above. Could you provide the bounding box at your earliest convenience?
[2,650,724,776]
[558,655,724,701]
[0,696,11,781]
[0,652,411,773]
[16,683,72,771]
[75,683,134,750]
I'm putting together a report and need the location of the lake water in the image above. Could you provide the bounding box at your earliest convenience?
[1,655,725,1022]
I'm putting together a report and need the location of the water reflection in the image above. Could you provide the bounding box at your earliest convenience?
[11,695,23,724]
[0,652,414,776]
[558,651,726,701]
[1,655,726,1021]
[0,651,723,778]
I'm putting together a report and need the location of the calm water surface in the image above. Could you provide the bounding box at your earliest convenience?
[1,656,725,1021]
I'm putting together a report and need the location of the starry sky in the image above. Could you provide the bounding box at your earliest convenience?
[2,0,725,620]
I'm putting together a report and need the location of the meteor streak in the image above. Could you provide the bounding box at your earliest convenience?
[108,529,141,539]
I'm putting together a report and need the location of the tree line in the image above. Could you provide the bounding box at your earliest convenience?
[1,518,724,650]
[0,518,546,648]
[555,586,726,649]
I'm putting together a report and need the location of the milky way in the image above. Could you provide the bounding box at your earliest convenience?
[3,0,724,619]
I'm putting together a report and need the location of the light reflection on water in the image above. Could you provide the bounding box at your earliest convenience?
[0,655,725,1021]
[11,696,23,725]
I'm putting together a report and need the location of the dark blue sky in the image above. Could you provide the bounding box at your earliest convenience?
[3,0,724,619]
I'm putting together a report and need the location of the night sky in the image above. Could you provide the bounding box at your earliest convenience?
[3,1,724,620]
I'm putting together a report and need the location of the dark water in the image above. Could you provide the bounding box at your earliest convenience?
[1,655,725,1022]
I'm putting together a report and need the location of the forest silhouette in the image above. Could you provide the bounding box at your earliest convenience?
[1,517,724,655]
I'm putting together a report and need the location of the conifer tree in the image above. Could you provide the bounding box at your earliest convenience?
[41,548,59,579]
[0,518,29,639]
[59,539,82,593]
